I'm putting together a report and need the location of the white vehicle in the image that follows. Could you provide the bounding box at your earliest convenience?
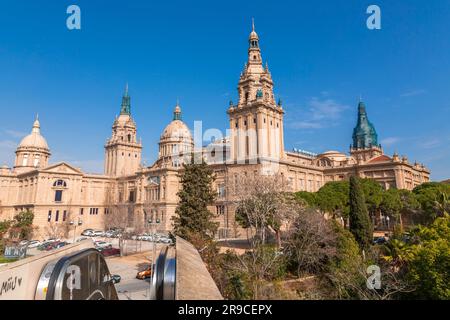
[159,237,172,244]
[104,230,115,238]
[81,229,94,236]
[94,241,112,249]
[19,240,29,246]
[45,238,60,243]
[27,240,41,248]
[91,230,104,237]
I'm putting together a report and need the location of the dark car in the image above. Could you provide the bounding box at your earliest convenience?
[98,247,121,257]
[373,237,387,245]
[44,241,64,251]
[37,241,52,250]
[111,274,121,284]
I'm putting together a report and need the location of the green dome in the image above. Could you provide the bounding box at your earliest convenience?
[352,101,379,149]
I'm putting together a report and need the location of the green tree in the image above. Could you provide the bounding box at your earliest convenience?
[360,178,384,219]
[294,191,317,207]
[349,176,373,250]
[316,181,349,222]
[413,182,450,223]
[405,214,450,299]
[172,158,218,243]
[9,209,34,240]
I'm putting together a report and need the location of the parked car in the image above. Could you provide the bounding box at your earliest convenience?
[27,240,41,248]
[95,241,112,249]
[373,237,388,245]
[19,240,29,246]
[45,237,60,243]
[159,237,173,244]
[92,230,105,237]
[37,241,53,250]
[75,236,89,242]
[99,247,121,257]
[111,274,121,284]
[104,230,115,238]
[55,241,68,249]
[136,265,152,279]
[44,242,61,251]
[81,229,94,236]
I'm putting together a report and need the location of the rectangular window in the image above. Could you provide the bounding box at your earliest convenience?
[63,210,67,221]
[129,191,135,203]
[55,190,63,202]
[80,208,84,215]
[55,210,59,222]
[48,210,52,222]
[96,208,99,215]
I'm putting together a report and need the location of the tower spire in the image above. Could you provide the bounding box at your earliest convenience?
[32,114,41,133]
[252,17,255,32]
[173,101,182,120]
[120,83,131,115]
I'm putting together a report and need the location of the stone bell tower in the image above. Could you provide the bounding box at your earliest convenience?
[104,84,142,177]
[227,20,285,164]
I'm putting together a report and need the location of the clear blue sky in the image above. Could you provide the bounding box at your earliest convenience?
[0,0,449,180]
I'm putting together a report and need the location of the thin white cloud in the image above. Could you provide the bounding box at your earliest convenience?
[0,140,17,166]
[69,160,104,174]
[380,137,400,147]
[418,138,441,149]
[287,97,349,130]
[3,129,27,139]
[400,89,426,97]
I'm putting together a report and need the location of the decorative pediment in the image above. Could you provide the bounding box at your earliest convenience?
[41,162,84,175]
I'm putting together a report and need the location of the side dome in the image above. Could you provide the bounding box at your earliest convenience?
[17,117,49,151]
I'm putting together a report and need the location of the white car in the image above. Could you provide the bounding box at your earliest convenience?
[81,229,94,236]
[19,240,29,246]
[75,237,89,242]
[159,237,173,244]
[45,238,60,243]
[95,241,112,249]
[27,240,41,248]
[91,230,104,237]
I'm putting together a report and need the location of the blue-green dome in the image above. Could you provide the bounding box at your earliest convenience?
[352,101,379,149]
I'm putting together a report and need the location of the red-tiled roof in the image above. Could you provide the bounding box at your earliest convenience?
[367,155,391,163]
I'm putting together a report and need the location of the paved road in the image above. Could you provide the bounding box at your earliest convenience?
[105,247,164,300]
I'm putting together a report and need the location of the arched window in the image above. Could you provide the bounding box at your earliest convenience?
[53,180,67,187]
[128,134,131,142]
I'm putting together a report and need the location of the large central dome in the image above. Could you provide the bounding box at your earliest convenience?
[160,104,192,142]
[158,103,194,165]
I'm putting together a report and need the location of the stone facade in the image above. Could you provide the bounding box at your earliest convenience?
[0,24,430,239]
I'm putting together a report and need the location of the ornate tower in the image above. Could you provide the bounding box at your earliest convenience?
[14,115,51,173]
[227,20,285,164]
[350,100,383,162]
[104,85,142,176]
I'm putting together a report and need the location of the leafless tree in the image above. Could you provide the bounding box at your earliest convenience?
[283,208,338,276]
[224,173,301,298]
[230,173,294,248]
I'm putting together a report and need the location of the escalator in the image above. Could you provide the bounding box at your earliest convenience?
[35,248,119,300]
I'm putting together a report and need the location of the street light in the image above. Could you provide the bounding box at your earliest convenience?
[70,218,83,243]
[148,214,161,300]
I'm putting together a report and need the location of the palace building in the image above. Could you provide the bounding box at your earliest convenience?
[0,23,430,239]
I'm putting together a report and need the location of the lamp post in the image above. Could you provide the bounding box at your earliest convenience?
[148,212,160,300]
[70,218,83,243]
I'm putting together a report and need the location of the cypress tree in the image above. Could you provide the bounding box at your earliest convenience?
[172,156,218,241]
[349,175,373,249]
